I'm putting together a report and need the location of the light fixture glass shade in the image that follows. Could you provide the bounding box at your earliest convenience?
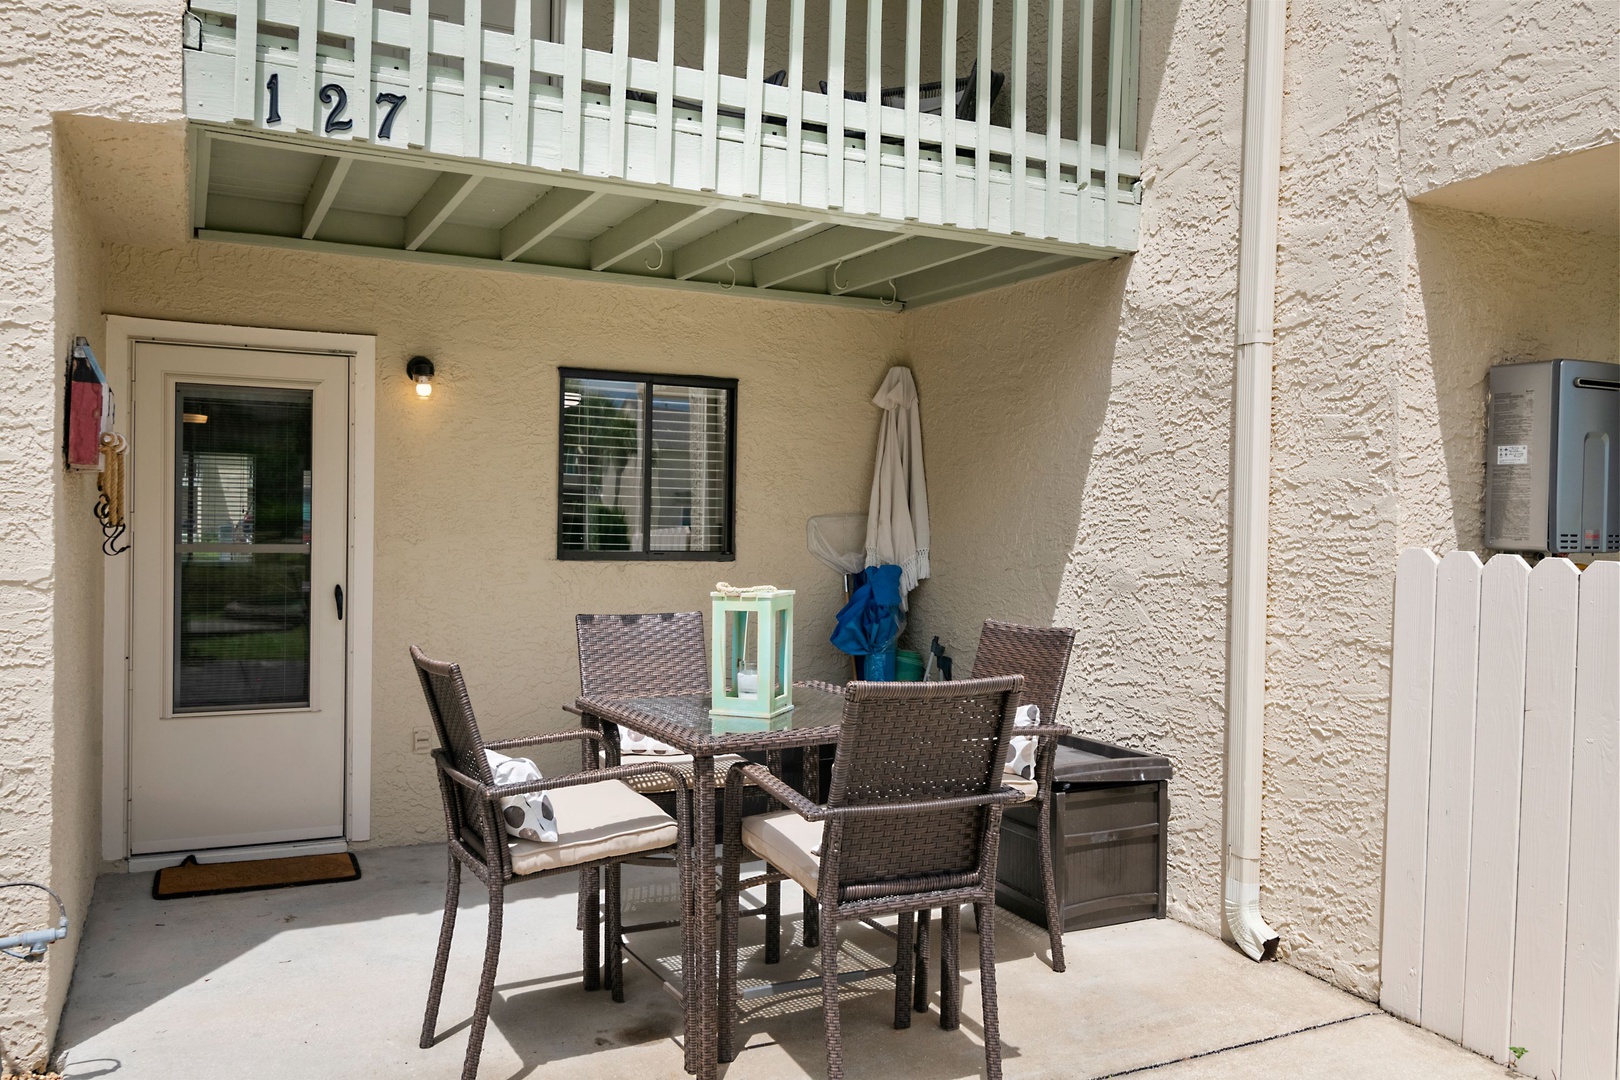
[414,378,432,398]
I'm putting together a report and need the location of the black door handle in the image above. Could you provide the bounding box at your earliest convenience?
[334,583,344,621]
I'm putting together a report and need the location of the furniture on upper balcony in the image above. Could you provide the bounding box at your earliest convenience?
[182,0,1142,308]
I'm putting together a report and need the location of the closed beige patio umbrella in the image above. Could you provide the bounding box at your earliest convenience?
[864,366,930,605]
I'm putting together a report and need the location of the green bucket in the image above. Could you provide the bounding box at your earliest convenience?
[895,649,925,681]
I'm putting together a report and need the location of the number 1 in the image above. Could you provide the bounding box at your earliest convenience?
[266,72,281,124]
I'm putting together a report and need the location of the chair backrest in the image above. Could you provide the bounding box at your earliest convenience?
[823,676,1021,900]
[971,619,1075,719]
[410,645,499,861]
[575,611,709,698]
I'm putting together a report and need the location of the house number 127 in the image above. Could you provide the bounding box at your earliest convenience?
[265,73,407,140]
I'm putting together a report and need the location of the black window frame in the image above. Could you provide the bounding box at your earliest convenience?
[556,367,738,562]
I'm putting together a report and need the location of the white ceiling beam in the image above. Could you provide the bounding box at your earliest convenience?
[752,226,904,289]
[589,201,717,272]
[829,236,991,294]
[500,187,603,261]
[300,155,352,239]
[903,254,1084,307]
[671,216,822,281]
[404,172,481,251]
[896,249,1076,305]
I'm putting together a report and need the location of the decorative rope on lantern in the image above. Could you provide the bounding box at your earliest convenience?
[95,432,130,556]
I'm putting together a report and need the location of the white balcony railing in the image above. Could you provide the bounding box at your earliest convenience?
[185,0,1140,252]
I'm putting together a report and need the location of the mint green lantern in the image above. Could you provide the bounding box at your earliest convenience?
[710,584,795,728]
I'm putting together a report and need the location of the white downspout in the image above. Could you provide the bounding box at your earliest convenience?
[1223,0,1285,963]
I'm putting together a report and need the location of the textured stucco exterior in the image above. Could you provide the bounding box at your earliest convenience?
[903,0,1617,1002]
[0,1,183,1070]
[1,0,1616,1068]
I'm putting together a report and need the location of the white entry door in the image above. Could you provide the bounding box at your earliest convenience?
[128,342,349,855]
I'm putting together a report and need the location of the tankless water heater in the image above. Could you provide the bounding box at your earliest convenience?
[1485,359,1619,556]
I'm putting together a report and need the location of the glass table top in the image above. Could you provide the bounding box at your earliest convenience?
[578,682,848,747]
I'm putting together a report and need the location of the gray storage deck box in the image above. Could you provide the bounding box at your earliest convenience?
[997,734,1173,932]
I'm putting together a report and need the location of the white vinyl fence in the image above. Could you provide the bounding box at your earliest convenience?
[1381,549,1620,1079]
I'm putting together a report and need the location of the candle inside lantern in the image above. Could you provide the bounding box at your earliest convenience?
[736,666,759,697]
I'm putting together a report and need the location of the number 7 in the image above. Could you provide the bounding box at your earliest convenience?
[375,93,407,140]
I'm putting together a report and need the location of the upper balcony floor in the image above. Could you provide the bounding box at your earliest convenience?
[183,0,1142,308]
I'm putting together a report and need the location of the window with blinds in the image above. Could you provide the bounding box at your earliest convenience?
[558,369,736,561]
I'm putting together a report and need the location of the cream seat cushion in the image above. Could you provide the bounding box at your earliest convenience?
[1003,770,1038,803]
[740,810,824,893]
[508,779,677,875]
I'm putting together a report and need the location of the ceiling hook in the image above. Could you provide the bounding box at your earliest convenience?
[646,239,665,272]
[882,279,898,307]
[831,259,848,292]
[721,259,737,290]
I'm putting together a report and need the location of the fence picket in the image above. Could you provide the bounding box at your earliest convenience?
[864,0,882,213]
[1380,547,1441,1024]
[701,0,720,190]
[1010,0,1028,233]
[1104,0,1126,247]
[352,0,373,140]
[903,0,922,220]
[743,0,767,197]
[974,0,993,228]
[1043,0,1063,238]
[561,0,584,170]
[1563,561,1620,1080]
[235,0,259,122]
[510,0,531,164]
[1076,0,1093,244]
[786,0,806,203]
[1420,550,1484,1043]
[409,0,429,147]
[609,0,630,176]
[299,0,320,132]
[1510,557,1581,1080]
[1462,554,1531,1062]
[655,0,675,184]
[463,0,483,156]
[939,0,958,225]
[827,0,846,209]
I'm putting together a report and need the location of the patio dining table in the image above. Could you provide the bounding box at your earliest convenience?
[575,682,848,1080]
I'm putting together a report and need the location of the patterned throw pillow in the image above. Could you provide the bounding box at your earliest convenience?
[621,729,682,756]
[485,749,560,843]
[1004,704,1041,780]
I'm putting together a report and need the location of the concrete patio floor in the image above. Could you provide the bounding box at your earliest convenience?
[55,844,1500,1079]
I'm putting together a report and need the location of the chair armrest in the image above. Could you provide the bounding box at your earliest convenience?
[561,703,586,718]
[730,762,826,818]
[1015,724,1067,740]
[726,760,1022,822]
[485,728,604,752]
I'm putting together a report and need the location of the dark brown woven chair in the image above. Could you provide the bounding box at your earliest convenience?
[411,646,690,1080]
[967,619,1076,971]
[717,676,1024,1080]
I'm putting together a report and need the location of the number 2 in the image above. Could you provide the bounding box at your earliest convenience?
[320,83,353,133]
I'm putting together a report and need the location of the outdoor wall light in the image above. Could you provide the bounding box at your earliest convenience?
[406,356,435,398]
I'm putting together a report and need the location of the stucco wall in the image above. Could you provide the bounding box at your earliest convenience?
[903,0,1244,943]
[0,1,182,1070]
[1399,205,1620,553]
[904,0,1617,1001]
[100,234,903,847]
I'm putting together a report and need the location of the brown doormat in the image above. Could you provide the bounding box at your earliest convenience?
[152,852,361,900]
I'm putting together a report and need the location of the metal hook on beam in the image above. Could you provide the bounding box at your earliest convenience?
[721,259,737,290]
[646,239,665,272]
[831,259,848,292]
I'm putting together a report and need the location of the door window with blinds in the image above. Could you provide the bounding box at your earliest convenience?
[558,369,736,560]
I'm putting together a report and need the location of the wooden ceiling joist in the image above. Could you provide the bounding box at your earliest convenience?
[192,125,1106,310]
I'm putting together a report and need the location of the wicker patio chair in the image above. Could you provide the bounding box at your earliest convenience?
[411,646,690,1080]
[717,676,1025,1080]
[573,612,798,963]
[966,620,1076,970]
